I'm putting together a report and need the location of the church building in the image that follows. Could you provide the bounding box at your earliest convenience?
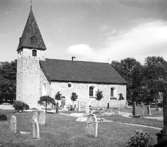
[16,7,127,110]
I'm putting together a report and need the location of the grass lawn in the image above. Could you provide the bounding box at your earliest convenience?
[0,110,161,147]
[102,115,162,128]
[119,105,163,117]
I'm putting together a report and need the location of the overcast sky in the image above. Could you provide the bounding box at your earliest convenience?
[0,0,167,63]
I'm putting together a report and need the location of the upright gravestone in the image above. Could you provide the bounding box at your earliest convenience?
[85,104,91,114]
[32,111,40,139]
[38,111,46,125]
[10,115,17,133]
[141,102,145,117]
[86,114,98,137]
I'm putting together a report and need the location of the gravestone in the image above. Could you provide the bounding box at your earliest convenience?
[38,111,46,125]
[10,115,17,133]
[141,102,145,117]
[32,111,40,139]
[85,104,91,114]
[86,114,98,137]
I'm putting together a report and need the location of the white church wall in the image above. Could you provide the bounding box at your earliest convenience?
[16,56,41,108]
[49,82,126,109]
[18,48,46,60]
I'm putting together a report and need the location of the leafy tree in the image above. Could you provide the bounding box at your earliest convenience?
[96,90,103,101]
[38,96,55,112]
[55,91,62,101]
[55,91,62,113]
[112,58,144,116]
[142,56,167,115]
[71,92,78,102]
[71,92,78,111]
[0,60,16,103]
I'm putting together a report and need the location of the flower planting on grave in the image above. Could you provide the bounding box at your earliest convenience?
[127,130,153,147]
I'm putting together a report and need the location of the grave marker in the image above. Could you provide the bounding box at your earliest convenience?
[32,111,40,139]
[10,115,17,133]
[38,111,46,125]
[86,114,98,137]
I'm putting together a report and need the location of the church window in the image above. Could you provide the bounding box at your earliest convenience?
[110,88,114,97]
[89,86,94,97]
[32,49,37,56]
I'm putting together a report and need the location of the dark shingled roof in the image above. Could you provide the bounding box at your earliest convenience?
[40,59,126,84]
[17,7,46,51]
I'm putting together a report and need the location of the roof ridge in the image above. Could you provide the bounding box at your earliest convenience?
[45,58,110,64]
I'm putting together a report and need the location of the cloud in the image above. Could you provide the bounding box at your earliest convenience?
[67,20,167,63]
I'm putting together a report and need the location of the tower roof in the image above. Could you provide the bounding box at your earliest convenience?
[17,7,46,51]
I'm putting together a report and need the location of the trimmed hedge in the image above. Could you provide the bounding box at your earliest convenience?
[13,100,29,112]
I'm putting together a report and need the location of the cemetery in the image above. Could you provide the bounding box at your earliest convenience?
[0,104,164,147]
[0,1,167,147]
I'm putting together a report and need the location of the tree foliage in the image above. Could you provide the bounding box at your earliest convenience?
[112,56,167,106]
[96,89,103,101]
[38,96,55,112]
[71,92,78,102]
[0,60,16,103]
[112,58,143,103]
[55,91,62,101]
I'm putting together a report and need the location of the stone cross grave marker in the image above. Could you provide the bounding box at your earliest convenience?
[32,111,40,139]
[38,111,46,125]
[86,114,98,137]
[10,115,17,133]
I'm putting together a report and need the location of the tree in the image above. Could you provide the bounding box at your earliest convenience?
[71,92,78,102]
[142,56,167,115]
[55,91,62,101]
[38,96,55,112]
[55,91,62,113]
[96,90,103,101]
[71,92,78,111]
[112,58,144,116]
[0,60,16,103]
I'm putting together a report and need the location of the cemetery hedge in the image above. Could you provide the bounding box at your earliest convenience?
[13,100,29,112]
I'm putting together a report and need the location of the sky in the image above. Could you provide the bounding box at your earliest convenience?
[0,0,167,64]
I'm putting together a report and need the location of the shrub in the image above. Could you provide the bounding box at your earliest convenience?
[118,93,124,100]
[55,91,62,101]
[71,92,78,102]
[127,130,153,147]
[38,96,55,112]
[96,90,103,101]
[0,114,7,121]
[13,100,29,112]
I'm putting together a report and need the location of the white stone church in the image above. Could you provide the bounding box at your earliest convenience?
[16,7,127,110]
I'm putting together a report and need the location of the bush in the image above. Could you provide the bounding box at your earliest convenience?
[96,90,103,101]
[13,100,29,112]
[71,92,78,102]
[127,130,153,147]
[55,91,62,101]
[0,114,7,121]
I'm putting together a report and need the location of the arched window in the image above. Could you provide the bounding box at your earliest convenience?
[89,86,94,97]
[110,88,114,97]
[32,49,37,57]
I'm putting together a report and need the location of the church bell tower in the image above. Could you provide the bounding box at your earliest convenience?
[16,6,46,108]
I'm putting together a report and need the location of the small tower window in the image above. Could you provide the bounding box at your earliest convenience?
[68,83,72,88]
[32,49,37,56]
[89,86,94,97]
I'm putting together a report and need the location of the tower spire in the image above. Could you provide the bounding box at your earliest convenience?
[30,0,32,10]
[17,4,46,51]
